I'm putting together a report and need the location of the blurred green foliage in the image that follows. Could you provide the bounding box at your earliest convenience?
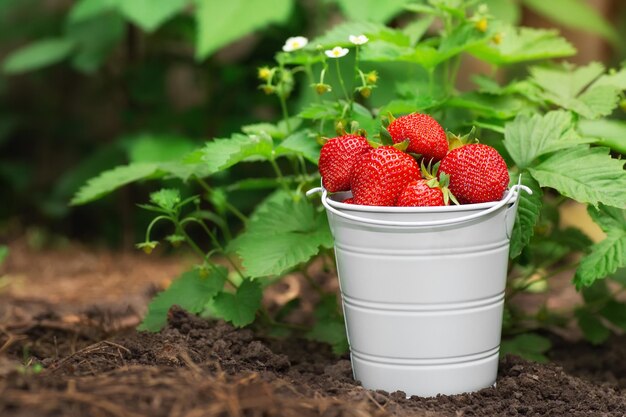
[1,0,623,244]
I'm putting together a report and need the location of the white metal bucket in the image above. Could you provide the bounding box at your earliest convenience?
[310,184,531,397]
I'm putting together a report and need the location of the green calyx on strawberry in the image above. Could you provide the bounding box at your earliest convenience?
[351,145,420,206]
[438,142,509,204]
[446,126,478,150]
[384,112,449,163]
[319,133,371,192]
[396,161,459,207]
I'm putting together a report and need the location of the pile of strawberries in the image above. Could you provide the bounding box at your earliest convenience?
[318,113,510,207]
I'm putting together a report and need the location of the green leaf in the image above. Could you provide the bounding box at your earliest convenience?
[402,16,435,46]
[298,101,343,120]
[530,62,605,100]
[233,193,333,278]
[149,189,181,211]
[200,133,273,175]
[575,308,610,345]
[578,119,626,154]
[241,118,300,140]
[500,333,551,363]
[528,146,626,209]
[575,205,626,288]
[521,0,618,45]
[157,150,212,181]
[509,173,542,259]
[480,0,520,25]
[138,267,227,332]
[351,102,378,136]
[550,227,593,252]
[71,163,160,205]
[530,63,621,119]
[336,0,408,23]
[593,67,626,91]
[599,300,626,331]
[0,245,8,266]
[307,294,349,354]
[446,92,528,120]
[469,26,576,65]
[588,204,626,232]
[308,320,349,355]
[212,279,262,327]
[65,12,125,73]
[68,0,119,23]
[3,38,76,74]
[610,268,626,287]
[504,111,579,169]
[581,279,610,304]
[195,0,292,60]
[126,134,197,163]
[310,22,403,49]
[574,85,621,119]
[119,0,188,32]
[276,131,320,165]
[362,21,489,69]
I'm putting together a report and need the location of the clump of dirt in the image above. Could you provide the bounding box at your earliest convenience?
[2,307,625,417]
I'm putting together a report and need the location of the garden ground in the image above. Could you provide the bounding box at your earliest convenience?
[1,239,625,417]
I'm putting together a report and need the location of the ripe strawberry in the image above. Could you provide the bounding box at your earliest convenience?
[396,162,458,207]
[319,134,371,192]
[387,113,448,163]
[351,146,420,206]
[342,197,355,204]
[438,143,509,204]
[397,180,444,207]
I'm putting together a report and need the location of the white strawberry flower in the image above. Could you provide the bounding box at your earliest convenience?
[282,36,308,52]
[349,34,369,45]
[325,46,349,58]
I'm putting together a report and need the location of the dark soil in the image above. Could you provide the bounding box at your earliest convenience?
[1,241,625,416]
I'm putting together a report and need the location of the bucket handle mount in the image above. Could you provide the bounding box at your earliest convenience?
[308,185,532,228]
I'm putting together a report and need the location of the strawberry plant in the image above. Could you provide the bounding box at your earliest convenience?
[69,0,626,358]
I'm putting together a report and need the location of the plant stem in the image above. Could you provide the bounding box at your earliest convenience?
[144,215,171,243]
[196,178,248,224]
[335,59,351,112]
[270,157,289,191]
[278,93,292,134]
[448,56,462,93]
[180,217,247,281]
[305,63,320,103]
[259,307,308,331]
[177,225,207,261]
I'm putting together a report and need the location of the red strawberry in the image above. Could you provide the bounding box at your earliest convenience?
[438,143,509,204]
[319,134,371,192]
[387,113,448,163]
[397,180,444,207]
[396,162,458,207]
[343,197,355,204]
[351,146,420,206]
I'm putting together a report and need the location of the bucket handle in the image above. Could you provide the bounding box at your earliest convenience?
[308,185,532,228]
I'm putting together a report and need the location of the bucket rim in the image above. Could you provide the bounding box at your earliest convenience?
[325,190,509,214]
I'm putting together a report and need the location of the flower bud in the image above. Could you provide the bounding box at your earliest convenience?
[358,86,372,98]
[313,83,332,95]
[366,71,378,84]
[257,67,272,80]
[475,17,488,33]
[261,85,275,95]
[136,241,159,255]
